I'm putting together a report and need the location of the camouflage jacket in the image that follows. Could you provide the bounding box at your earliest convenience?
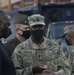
[66,46,74,64]
[70,45,74,60]
[12,37,70,75]
[69,46,74,73]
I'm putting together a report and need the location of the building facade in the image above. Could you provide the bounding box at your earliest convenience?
[0,0,73,11]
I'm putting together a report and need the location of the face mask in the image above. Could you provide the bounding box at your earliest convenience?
[31,29,44,41]
[2,27,12,39]
[65,38,72,46]
[19,29,31,39]
[0,20,12,38]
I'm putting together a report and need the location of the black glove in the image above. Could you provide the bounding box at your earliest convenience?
[32,64,47,74]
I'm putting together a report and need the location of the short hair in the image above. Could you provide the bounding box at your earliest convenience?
[0,10,10,22]
[14,24,22,29]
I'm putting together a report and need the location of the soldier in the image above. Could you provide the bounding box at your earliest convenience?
[62,25,74,75]
[0,10,16,75]
[12,14,70,75]
[4,13,31,57]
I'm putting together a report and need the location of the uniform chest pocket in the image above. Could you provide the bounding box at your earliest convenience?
[23,51,34,67]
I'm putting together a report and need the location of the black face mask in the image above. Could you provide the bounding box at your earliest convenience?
[65,38,72,46]
[0,20,12,39]
[2,27,12,39]
[31,29,44,41]
[19,29,31,39]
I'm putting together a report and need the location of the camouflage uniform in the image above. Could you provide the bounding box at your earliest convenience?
[12,37,70,75]
[62,25,74,74]
[62,25,74,59]
[69,46,74,75]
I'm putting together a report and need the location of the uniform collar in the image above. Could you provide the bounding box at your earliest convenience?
[13,37,21,45]
[29,37,48,50]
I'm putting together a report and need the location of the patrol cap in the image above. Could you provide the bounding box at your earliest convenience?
[28,14,45,27]
[62,25,74,37]
[14,13,28,25]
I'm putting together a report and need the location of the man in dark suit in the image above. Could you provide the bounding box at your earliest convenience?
[0,10,16,75]
[4,13,31,57]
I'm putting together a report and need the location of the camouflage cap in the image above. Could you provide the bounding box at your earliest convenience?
[14,13,28,25]
[28,14,45,27]
[62,25,74,37]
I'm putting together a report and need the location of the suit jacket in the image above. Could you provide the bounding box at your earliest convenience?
[0,41,16,75]
[4,37,21,57]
